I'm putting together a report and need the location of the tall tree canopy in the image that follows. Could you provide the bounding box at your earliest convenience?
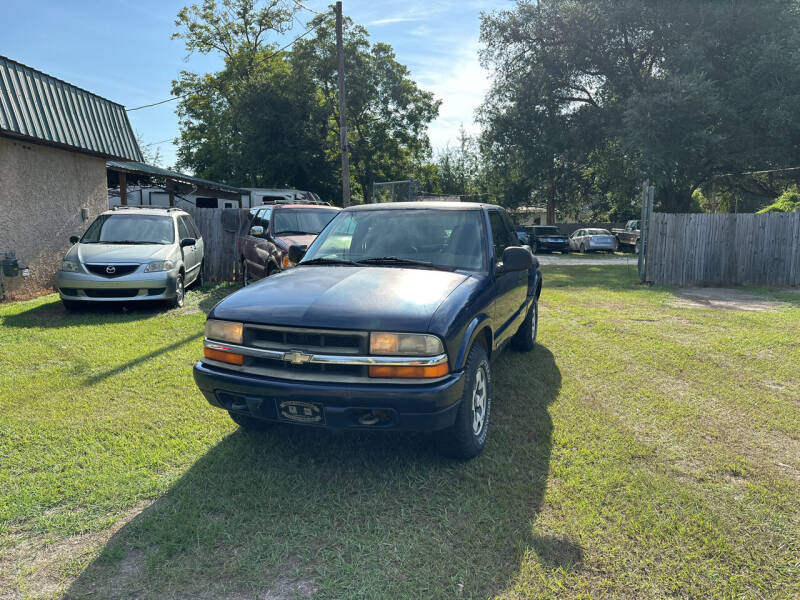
[480,0,800,215]
[171,0,439,203]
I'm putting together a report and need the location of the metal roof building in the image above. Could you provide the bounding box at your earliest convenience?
[0,55,142,161]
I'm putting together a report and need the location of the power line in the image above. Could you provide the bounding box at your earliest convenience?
[293,0,323,15]
[125,15,331,112]
[141,138,174,147]
[716,165,800,178]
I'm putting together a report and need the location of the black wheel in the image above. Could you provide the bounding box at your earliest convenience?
[241,260,250,286]
[62,299,83,311]
[562,247,570,254]
[580,243,587,254]
[435,344,491,460]
[171,274,185,308]
[532,241,539,254]
[511,298,538,351]
[229,411,271,431]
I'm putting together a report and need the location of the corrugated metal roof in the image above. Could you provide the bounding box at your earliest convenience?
[106,160,250,194]
[0,55,142,161]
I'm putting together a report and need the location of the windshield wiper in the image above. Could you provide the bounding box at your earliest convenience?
[275,230,315,236]
[105,240,158,245]
[300,258,360,266]
[358,257,455,271]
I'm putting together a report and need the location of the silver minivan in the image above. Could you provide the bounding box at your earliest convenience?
[57,207,204,309]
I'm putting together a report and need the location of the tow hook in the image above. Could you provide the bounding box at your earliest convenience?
[357,410,389,426]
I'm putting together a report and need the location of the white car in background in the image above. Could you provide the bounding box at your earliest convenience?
[568,228,618,253]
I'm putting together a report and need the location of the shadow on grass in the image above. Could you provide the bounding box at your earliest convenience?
[82,332,203,386]
[66,345,568,599]
[1,298,167,329]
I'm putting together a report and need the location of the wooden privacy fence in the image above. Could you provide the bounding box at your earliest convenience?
[184,207,249,282]
[645,211,800,286]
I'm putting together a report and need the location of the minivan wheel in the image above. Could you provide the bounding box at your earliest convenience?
[62,299,83,312]
[171,274,185,308]
[229,411,271,431]
[511,298,538,351]
[435,344,491,460]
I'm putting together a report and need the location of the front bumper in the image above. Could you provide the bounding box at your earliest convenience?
[193,361,466,432]
[57,269,179,302]
[535,239,569,251]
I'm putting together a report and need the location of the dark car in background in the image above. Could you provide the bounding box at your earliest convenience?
[238,203,340,284]
[526,225,569,254]
[194,202,542,459]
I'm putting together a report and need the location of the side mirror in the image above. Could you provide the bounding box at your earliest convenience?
[249,225,264,237]
[180,237,196,248]
[288,244,307,264]
[69,235,79,244]
[496,246,533,275]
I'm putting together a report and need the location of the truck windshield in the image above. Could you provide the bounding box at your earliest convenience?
[272,209,338,236]
[80,215,175,244]
[303,209,486,271]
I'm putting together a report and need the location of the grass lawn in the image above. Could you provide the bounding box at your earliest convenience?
[1,267,798,599]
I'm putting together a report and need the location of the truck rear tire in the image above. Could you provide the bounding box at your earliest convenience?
[511,299,538,352]
[435,344,491,460]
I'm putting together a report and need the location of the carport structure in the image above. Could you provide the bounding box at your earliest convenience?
[106,160,249,208]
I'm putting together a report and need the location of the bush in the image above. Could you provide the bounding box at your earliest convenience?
[758,187,800,213]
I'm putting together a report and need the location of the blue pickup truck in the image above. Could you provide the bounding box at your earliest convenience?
[193,202,542,459]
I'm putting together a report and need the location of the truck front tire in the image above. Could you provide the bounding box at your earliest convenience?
[435,344,492,460]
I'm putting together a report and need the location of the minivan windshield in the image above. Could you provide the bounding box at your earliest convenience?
[303,209,486,271]
[81,214,175,244]
[272,208,338,236]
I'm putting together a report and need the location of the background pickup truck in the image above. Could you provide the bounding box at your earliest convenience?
[195,202,542,459]
[612,220,641,253]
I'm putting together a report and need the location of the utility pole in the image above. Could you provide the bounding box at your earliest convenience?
[335,1,351,207]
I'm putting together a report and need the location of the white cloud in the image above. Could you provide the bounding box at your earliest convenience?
[369,16,424,26]
[414,40,491,151]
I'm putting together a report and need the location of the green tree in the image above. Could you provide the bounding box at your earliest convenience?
[758,187,800,213]
[480,0,800,215]
[171,1,439,203]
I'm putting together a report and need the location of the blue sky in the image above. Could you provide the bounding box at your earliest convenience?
[2,0,511,168]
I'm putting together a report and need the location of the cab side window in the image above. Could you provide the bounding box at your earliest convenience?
[186,215,201,239]
[253,207,272,231]
[488,210,514,262]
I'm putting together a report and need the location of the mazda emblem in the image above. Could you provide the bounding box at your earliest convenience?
[105,265,116,274]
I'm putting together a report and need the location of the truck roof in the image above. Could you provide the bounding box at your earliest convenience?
[346,201,485,211]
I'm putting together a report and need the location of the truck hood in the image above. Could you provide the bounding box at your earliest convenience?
[69,243,173,263]
[273,234,317,251]
[211,266,471,332]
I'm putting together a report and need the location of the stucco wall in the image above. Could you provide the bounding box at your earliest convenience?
[0,136,107,299]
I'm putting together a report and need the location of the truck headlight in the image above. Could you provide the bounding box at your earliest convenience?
[144,260,175,273]
[369,332,444,356]
[205,319,244,344]
[60,260,80,272]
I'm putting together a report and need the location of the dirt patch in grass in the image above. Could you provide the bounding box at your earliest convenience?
[671,287,788,311]
[0,501,154,600]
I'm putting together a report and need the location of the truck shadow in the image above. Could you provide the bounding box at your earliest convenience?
[65,346,570,599]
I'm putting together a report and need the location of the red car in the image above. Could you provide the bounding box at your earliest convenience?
[239,204,340,284]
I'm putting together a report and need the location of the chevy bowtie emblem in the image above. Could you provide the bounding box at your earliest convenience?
[283,351,312,365]
[105,265,116,274]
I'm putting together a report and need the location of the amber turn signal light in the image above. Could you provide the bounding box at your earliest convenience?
[368,363,449,379]
[204,347,244,365]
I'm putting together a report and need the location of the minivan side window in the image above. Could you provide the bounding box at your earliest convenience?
[177,217,192,241]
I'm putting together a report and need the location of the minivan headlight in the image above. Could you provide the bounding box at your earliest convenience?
[60,260,80,272]
[144,260,175,273]
[369,332,444,356]
[205,319,244,344]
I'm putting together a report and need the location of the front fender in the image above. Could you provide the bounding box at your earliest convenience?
[454,313,492,371]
